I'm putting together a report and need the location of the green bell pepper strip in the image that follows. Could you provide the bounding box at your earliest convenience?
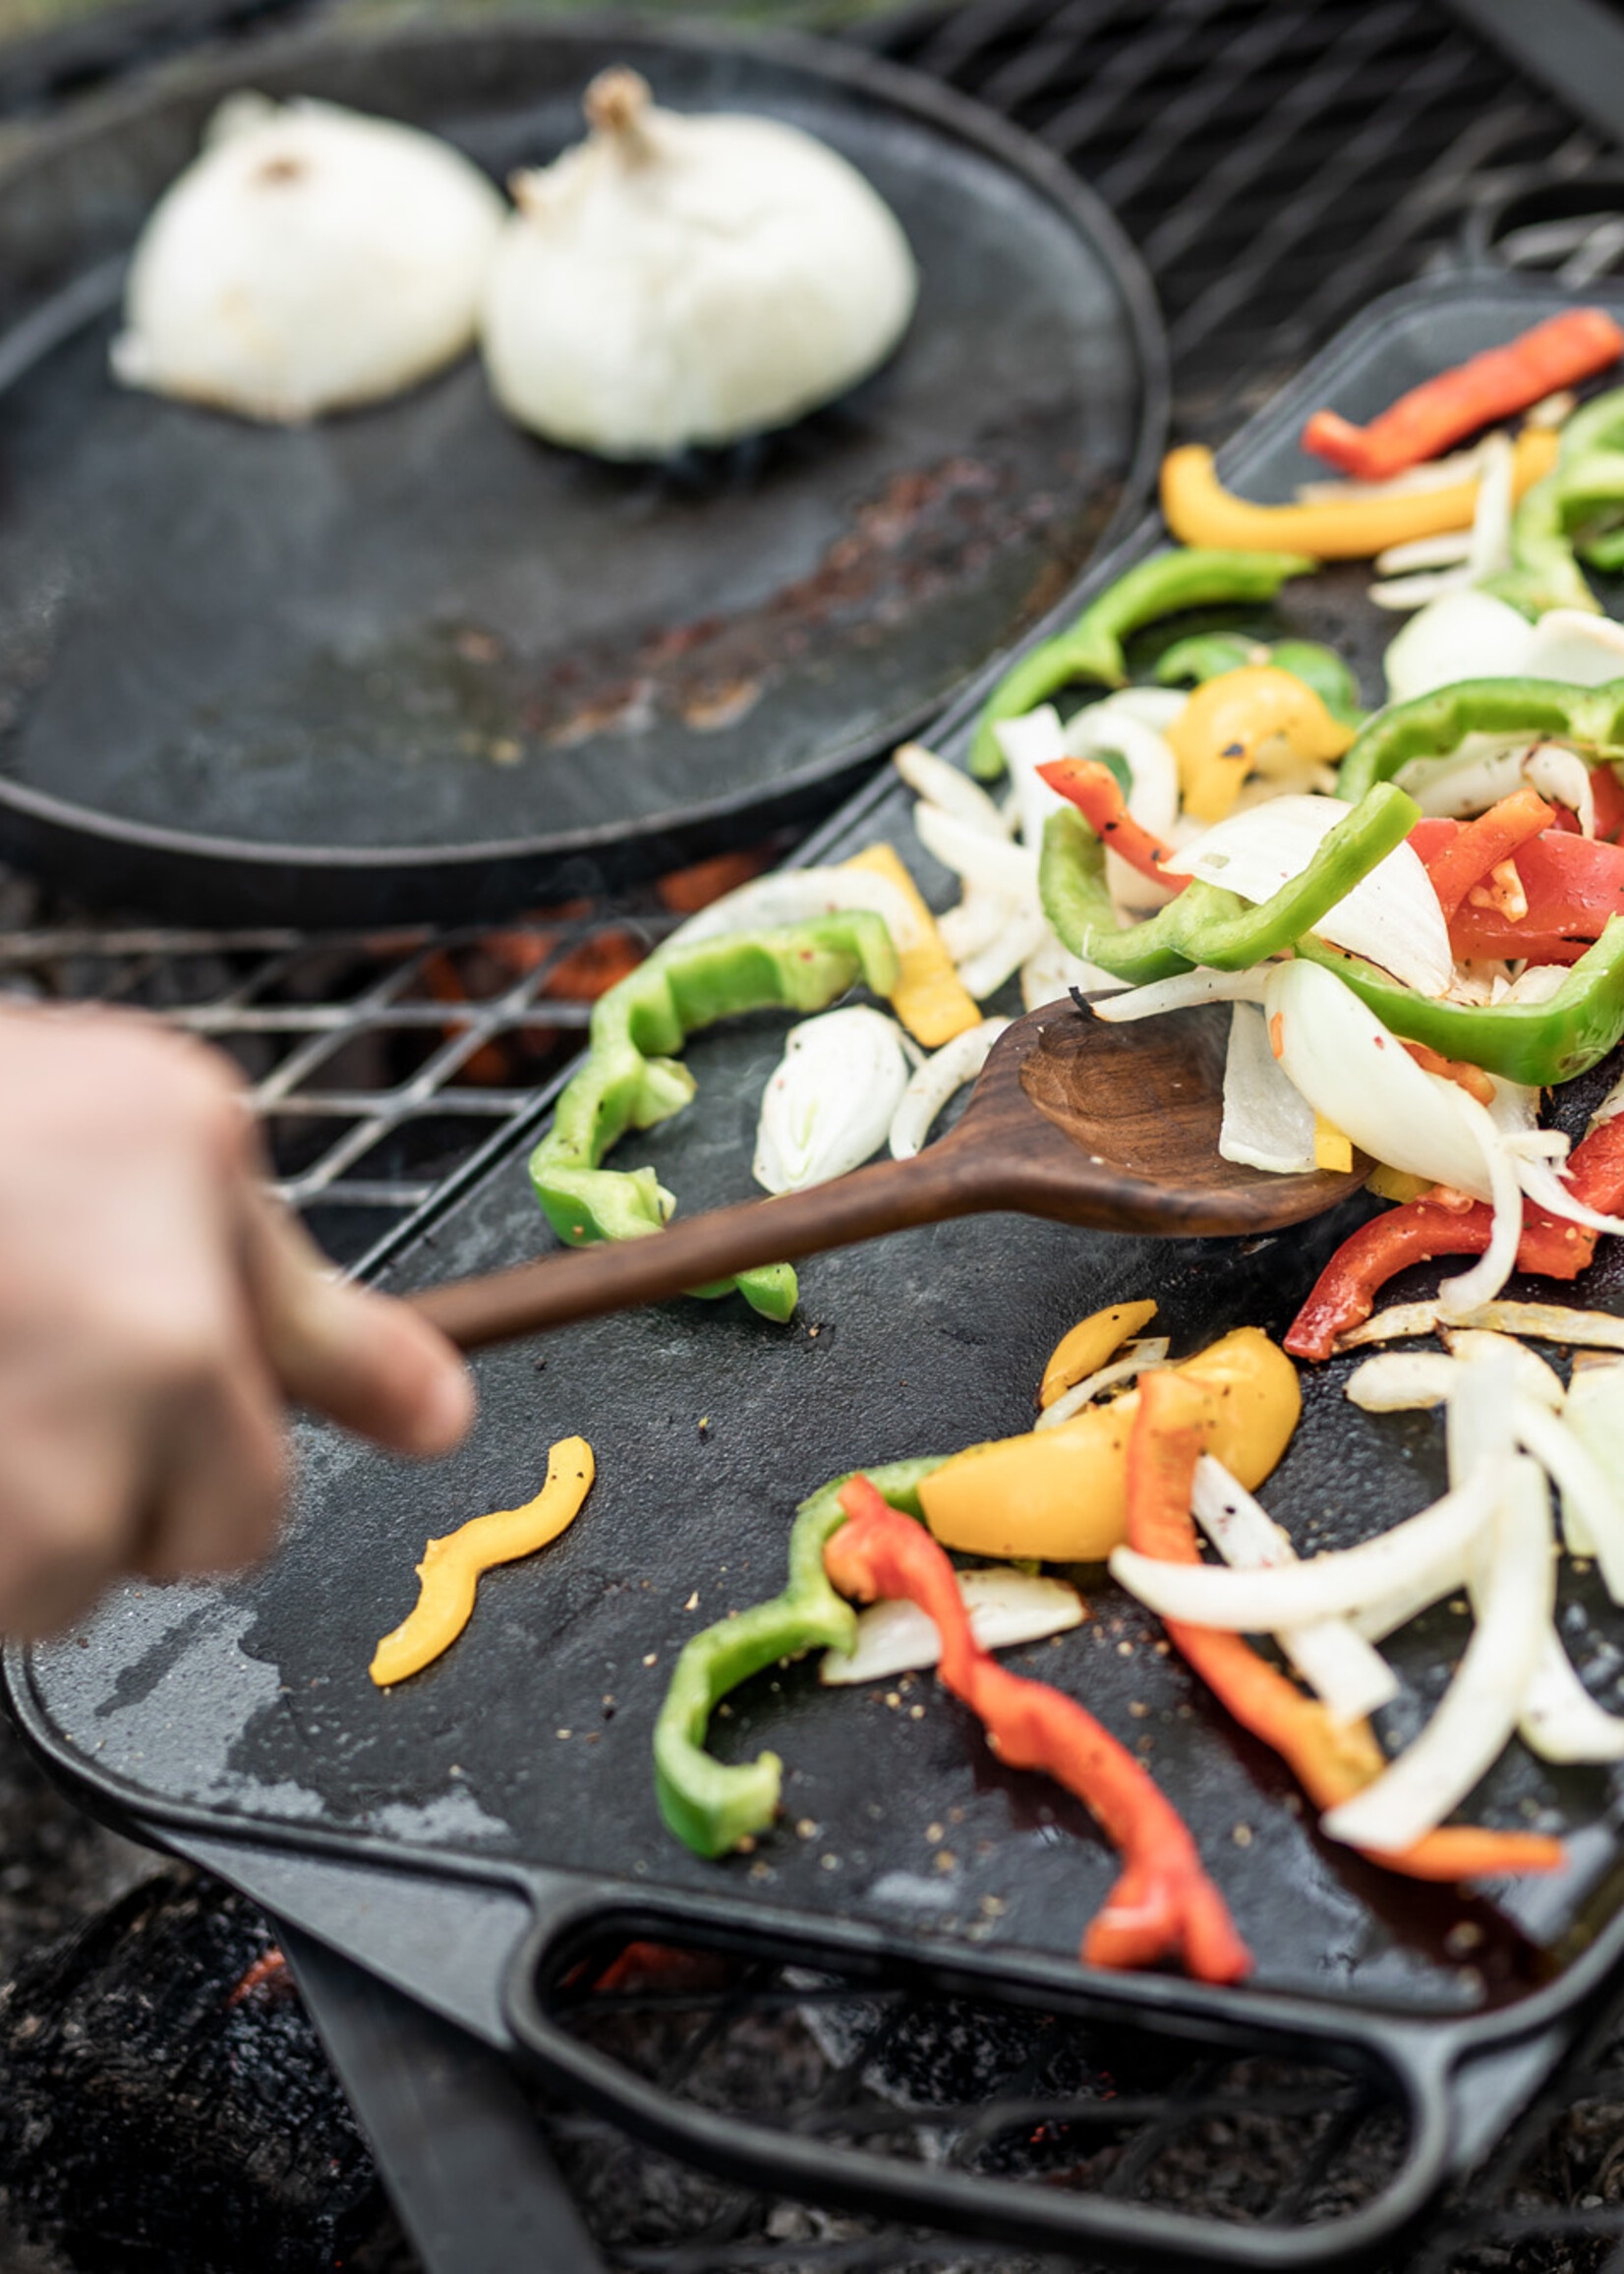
[1155,632,1363,727]
[654,1457,947,1857]
[1037,784,1420,985]
[528,913,899,1322]
[1295,928,1624,1085]
[1506,386,1624,612]
[967,547,1316,780]
[1336,678,1624,805]
[1508,472,1602,614]
[1153,632,1258,684]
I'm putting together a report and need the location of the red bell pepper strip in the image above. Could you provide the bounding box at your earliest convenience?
[1592,765,1624,844]
[824,1474,1250,1984]
[1036,757,1188,893]
[1126,1374,1565,1882]
[1284,1098,1624,1363]
[1411,817,1624,963]
[1417,787,1555,921]
[1302,309,1624,482]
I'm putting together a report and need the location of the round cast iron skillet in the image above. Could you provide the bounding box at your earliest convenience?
[0,15,1165,922]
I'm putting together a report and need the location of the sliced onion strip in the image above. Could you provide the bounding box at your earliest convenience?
[1190,1457,1397,1723]
[1108,1465,1497,1629]
[1320,1458,1551,1853]
[820,1568,1083,1686]
[889,1019,1009,1160]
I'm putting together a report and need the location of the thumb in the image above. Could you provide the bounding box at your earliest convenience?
[242,1189,475,1457]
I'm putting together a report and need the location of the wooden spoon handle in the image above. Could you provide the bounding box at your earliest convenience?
[409,1143,973,1352]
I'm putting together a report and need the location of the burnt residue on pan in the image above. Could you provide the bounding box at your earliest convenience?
[525,439,1093,753]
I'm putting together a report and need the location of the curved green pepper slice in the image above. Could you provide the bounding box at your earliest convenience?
[654,1456,946,1856]
[1506,385,1624,613]
[1038,784,1420,985]
[968,547,1316,780]
[1296,928,1624,1085]
[1336,677,1624,804]
[529,912,899,1322]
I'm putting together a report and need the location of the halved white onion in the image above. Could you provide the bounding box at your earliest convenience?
[753,1006,915,1195]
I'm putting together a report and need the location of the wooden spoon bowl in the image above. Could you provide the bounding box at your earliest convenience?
[413,998,1365,1352]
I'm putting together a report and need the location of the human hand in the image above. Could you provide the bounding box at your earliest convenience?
[0,1005,474,1636]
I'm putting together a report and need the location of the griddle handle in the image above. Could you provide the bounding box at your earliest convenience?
[407,1140,988,1352]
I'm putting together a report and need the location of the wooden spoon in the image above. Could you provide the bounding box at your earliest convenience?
[411,999,1364,1352]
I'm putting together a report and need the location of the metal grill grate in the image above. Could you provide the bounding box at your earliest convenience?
[5,0,1618,1283]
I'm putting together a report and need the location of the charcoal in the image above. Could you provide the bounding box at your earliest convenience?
[0,1868,408,2274]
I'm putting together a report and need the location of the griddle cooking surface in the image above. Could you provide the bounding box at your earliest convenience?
[17,277,1624,2028]
[0,21,1157,911]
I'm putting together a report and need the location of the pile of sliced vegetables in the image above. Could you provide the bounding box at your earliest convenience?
[658,1297,1614,1977]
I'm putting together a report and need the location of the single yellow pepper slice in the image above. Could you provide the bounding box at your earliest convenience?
[370,1435,595,1687]
[1165,666,1357,822]
[842,842,980,1047]
[1038,1299,1158,1409]
[919,1327,1299,1563]
[1160,426,1558,557]
[1312,1114,1354,1174]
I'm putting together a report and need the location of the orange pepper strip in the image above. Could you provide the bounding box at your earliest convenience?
[1126,1372,1564,1882]
[1302,309,1624,482]
[825,1475,1250,1983]
[1036,757,1188,892]
[1421,787,1555,921]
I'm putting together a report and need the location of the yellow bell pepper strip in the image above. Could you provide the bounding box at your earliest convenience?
[825,1475,1252,1982]
[1124,1372,1564,1883]
[654,1457,945,1856]
[1164,665,1358,822]
[841,842,980,1047]
[1312,1115,1354,1173]
[1160,426,1557,557]
[530,912,899,1322]
[370,1437,595,1687]
[919,1326,1299,1562]
[1039,1300,1158,1409]
[966,547,1315,779]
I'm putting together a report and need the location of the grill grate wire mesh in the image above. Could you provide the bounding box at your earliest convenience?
[11,0,1624,2266]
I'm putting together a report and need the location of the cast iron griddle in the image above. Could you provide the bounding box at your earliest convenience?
[0,15,1162,924]
[14,275,1624,2263]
